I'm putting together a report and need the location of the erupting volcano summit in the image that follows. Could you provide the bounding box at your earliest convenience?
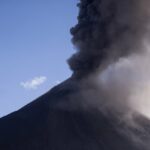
[1,0,150,150]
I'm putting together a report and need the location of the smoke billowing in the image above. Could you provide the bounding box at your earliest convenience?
[68,0,150,117]
[67,1,150,147]
[68,0,150,78]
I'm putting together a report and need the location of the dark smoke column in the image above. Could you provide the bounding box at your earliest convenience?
[68,0,150,78]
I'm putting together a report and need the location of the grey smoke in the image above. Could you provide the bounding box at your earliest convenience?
[67,0,150,147]
[68,0,150,78]
[68,0,150,117]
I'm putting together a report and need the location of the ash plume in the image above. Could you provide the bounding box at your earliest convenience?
[67,0,150,147]
[68,0,150,78]
[68,0,150,118]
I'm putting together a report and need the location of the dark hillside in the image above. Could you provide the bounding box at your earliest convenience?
[0,78,149,150]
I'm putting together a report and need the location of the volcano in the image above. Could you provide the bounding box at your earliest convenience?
[0,78,150,150]
[1,0,150,149]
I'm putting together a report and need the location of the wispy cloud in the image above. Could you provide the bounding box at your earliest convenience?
[55,80,61,85]
[21,76,47,90]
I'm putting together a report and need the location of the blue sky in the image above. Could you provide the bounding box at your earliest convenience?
[0,0,78,117]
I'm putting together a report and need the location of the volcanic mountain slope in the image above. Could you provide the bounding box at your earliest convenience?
[0,78,150,150]
[1,0,150,149]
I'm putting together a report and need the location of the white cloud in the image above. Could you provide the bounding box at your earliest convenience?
[55,80,61,85]
[21,76,47,90]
